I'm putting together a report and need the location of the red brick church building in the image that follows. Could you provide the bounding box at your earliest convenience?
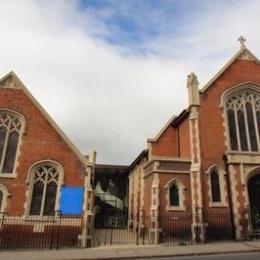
[0,72,95,248]
[128,39,260,242]
[1,38,260,248]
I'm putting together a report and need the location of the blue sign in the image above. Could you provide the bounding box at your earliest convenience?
[60,187,84,215]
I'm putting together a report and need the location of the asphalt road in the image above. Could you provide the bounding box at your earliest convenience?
[138,252,260,260]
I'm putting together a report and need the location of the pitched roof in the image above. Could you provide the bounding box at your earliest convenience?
[147,108,189,143]
[147,115,177,143]
[127,149,148,172]
[200,46,260,93]
[0,71,90,166]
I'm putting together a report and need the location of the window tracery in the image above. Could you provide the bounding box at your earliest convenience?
[0,111,23,175]
[225,90,260,152]
[30,164,60,216]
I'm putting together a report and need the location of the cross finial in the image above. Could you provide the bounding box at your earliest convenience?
[238,36,246,48]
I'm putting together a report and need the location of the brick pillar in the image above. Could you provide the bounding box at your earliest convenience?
[82,150,96,248]
[150,173,160,244]
[187,73,205,243]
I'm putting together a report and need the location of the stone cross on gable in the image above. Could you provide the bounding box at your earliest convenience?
[238,36,246,48]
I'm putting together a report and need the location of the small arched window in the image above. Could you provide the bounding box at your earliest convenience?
[29,163,61,216]
[225,89,260,152]
[0,110,24,174]
[210,168,221,203]
[169,183,179,206]
[165,179,185,211]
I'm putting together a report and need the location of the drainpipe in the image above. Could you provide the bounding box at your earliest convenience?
[223,154,236,240]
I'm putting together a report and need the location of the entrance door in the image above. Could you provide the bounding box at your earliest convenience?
[248,174,260,229]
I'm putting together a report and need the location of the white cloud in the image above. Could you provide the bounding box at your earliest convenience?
[0,0,260,164]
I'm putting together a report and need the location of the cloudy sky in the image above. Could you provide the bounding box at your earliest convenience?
[0,0,260,165]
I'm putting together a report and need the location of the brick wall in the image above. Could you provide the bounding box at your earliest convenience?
[0,87,85,216]
[199,58,260,211]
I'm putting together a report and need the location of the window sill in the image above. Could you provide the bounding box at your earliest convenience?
[225,152,260,164]
[24,215,58,221]
[166,206,186,211]
[209,202,228,208]
[227,151,260,155]
[0,173,17,179]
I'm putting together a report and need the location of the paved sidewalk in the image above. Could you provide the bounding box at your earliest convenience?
[1,241,260,260]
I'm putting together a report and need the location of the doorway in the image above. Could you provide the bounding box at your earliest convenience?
[248,174,260,229]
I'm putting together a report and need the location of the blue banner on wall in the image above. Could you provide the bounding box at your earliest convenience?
[60,187,84,215]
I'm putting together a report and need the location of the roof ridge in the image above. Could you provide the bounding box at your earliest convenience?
[200,47,259,93]
[0,71,91,166]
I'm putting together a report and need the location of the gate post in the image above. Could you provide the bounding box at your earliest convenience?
[0,212,5,249]
[81,211,93,248]
[136,213,139,245]
[138,210,145,245]
[192,207,205,243]
[241,208,251,240]
[151,210,159,244]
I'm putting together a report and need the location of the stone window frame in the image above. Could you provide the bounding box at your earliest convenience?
[165,178,186,211]
[24,160,64,218]
[220,83,260,153]
[0,184,10,213]
[0,109,25,179]
[206,165,227,207]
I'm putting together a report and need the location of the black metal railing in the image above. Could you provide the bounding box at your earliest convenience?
[1,210,260,250]
[204,213,234,241]
[159,213,193,245]
[92,211,260,247]
[0,213,84,251]
[92,213,193,246]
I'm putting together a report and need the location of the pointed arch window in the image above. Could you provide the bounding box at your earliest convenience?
[225,89,260,152]
[207,165,227,207]
[0,111,24,175]
[165,179,185,211]
[29,163,61,216]
[169,183,180,206]
[210,168,221,203]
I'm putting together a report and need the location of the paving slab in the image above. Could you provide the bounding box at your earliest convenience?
[1,241,260,260]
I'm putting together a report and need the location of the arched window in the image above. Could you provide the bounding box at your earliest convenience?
[210,168,221,203]
[0,110,24,174]
[207,165,227,207]
[169,183,179,206]
[165,179,185,211]
[225,89,260,152]
[29,163,61,216]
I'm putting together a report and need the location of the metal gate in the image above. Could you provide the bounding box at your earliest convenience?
[92,214,193,247]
